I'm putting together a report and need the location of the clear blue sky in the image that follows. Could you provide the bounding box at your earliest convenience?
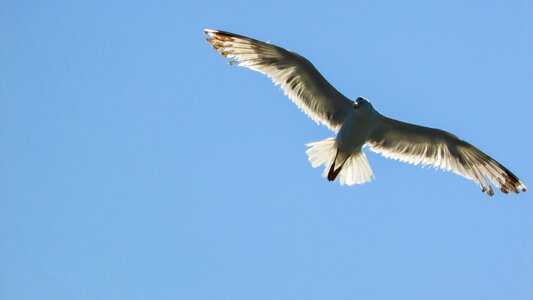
[1,1,532,299]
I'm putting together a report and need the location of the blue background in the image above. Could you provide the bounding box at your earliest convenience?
[1,1,532,299]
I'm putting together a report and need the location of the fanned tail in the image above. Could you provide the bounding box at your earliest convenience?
[305,138,374,186]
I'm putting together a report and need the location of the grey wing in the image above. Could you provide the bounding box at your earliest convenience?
[204,29,352,131]
[366,115,527,196]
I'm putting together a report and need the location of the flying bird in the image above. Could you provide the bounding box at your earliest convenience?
[204,29,526,196]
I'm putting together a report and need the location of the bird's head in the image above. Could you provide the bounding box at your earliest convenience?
[353,96,370,109]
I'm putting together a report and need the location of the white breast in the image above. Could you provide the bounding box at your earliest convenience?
[335,107,377,153]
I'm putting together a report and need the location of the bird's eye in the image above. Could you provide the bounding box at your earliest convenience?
[353,102,360,109]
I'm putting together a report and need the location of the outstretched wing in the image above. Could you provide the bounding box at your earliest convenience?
[367,115,527,196]
[204,29,352,131]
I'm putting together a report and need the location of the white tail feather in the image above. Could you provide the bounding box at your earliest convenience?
[338,152,374,185]
[306,138,337,168]
[306,138,374,186]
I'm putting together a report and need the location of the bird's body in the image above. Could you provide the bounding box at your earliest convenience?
[336,98,377,154]
[328,98,377,181]
[204,29,527,196]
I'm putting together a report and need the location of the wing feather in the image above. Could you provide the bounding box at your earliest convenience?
[367,115,527,196]
[204,29,352,131]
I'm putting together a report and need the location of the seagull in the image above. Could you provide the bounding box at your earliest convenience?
[204,29,527,196]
